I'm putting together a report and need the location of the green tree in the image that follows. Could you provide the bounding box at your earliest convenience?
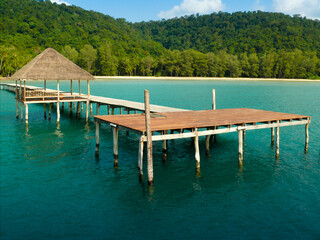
[61,45,79,63]
[80,44,97,73]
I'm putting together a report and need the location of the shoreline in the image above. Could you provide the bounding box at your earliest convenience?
[1,76,320,82]
[95,76,320,82]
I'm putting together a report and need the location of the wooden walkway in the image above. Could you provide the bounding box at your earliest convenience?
[2,83,187,113]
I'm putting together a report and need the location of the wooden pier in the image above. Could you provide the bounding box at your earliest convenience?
[94,90,311,185]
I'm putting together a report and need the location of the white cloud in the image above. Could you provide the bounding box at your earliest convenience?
[254,0,266,11]
[51,0,70,5]
[158,0,225,19]
[273,0,320,19]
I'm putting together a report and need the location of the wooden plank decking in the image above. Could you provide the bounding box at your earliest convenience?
[94,108,310,133]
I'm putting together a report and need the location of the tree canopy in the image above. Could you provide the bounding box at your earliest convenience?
[0,0,319,79]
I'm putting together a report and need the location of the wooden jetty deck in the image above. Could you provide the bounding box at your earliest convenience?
[94,90,311,185]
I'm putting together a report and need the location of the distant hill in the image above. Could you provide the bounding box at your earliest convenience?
[134,11,320,54]
[0,0,319,78]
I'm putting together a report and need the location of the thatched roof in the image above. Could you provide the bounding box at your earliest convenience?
[11,48,94,81]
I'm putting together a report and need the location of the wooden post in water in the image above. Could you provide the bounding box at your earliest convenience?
[23,81,26,102]
[86,101,89,122]
[144,90,154,185]
[70,80,73,95]
[112,126,119,167]
[276,121,280,158]
[90,103,93,115]
[305,119,310,153]
[20,103,24,122]
[162,130,168,161]
[76,102,80,119]
[271,127,275,146]
[15,80,19,119]
[96,103,100,115]
[57,80,60,124]
[194,128,201,171]
[69,102,72,116]
[81,102,84,112]
[79,80,81,96]
[112,107,115,115]
[205,128,210,157]
[212,89,217,143]
[95,120,100,157]
[25,103,28,126]
[138,135,144,179]
[49,103,52,121]
[238,129,244,166]
[43,103,47,119]
[107,105,110,115]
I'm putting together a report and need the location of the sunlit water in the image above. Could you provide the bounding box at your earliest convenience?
[1,80,320,240]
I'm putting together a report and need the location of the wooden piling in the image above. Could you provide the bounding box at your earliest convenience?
[112,107,115,115]
[15,81,19,119]
[90,103,93,115]
[61,102,64,113]
[271,127,275,146]
[305,120,309,153]
[112,127,119,167]
[76,102,80,119]
[69,102,72,116]
[96,103,100,115]
[205,134,210,157]
[81,102,83,112]
[276,122,280,158]
[20,103,23,122]
[238,130,244,166]
[70,80,73,95]
[95,120,100,156]
[25,103,28,126]
[85,101,89,122]
[212,89,216,110]
[138,135,144,178]
[16,100,19,119]
[107,105,110,115]
[49,103,52,121]
[144,90,154,185]
[57,80,60,124]
[162,130,168,161]
[194,128,200,170]
[43,103,47,119]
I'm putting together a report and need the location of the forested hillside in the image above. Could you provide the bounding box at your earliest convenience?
[1,0,319,79]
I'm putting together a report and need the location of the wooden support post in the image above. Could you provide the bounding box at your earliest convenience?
[205,134,210,157]
[76,102,80,119]
[305,120,309,153]
[15,80,19,119]
[81,102,83,112]
[49,103,52,121]
[95,120,100,157]
[90,103,93,115]
[73,102,76,110]
[112,107,115,115]
[43,103,47,119]
[243,130,246,140]
[194,128,200,170]
[20,103,24,122]
[44,80,46,92]
[162,130,168,161]
[23,81,26,102]
[24,103,28,126]
[96,103,100,115]
[107,105,110,115]
[69,102,72,116]
[212,89,216,110]
[85,101,89,122]
[138,135,144,179]
[61,102,64,113]
[71,80,73,95]
[238,130,244,166]
[276,122,280,158]
[57,80,60,124]
[19,80,22,100]
[79,80,81,96]
[112,127,119,167]
[126,108,130,135]
[144,90,153,185]
[271,127,275,146]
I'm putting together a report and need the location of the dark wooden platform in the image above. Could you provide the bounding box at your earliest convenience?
[94,108,310,133]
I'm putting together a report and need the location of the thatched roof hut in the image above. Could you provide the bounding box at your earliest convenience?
[11,48,94,81]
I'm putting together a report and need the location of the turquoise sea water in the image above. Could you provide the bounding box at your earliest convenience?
[1,80,320,240]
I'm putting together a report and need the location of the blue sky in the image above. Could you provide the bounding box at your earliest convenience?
[52,0,320,22]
